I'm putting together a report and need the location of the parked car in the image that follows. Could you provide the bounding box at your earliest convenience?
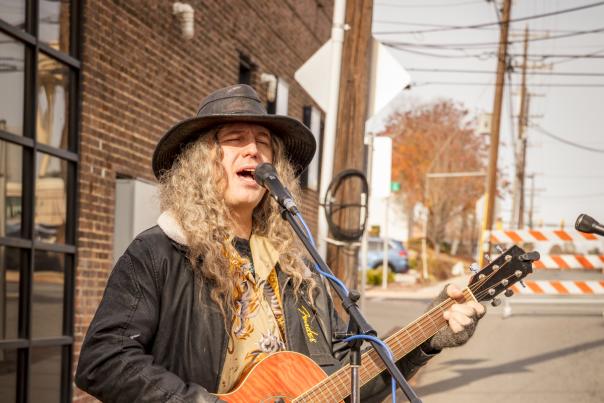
[362,237,409,273]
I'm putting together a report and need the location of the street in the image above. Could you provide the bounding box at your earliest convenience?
[363,296,604,403]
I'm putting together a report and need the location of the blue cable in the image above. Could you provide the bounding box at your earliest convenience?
[295,212,397,402]
[295,212,349,296]
[343,335,397,403]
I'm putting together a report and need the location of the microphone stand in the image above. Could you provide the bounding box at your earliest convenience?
[281,207,422,403]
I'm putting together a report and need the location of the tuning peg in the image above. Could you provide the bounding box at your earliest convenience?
[484,253,491,263]
[488,288,496,296]
[519,251,540,262]
[469,262,480,274]
[495,245,505,254]
[519,280,527,288]
[504,289,514,297]
[491,297,502,307]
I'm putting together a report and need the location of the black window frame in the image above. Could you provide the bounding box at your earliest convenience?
[237,52,254,86]
[0,1,81,402]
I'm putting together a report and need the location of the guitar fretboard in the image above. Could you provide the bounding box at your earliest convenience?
[293,288,475,402]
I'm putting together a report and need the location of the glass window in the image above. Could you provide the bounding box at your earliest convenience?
[30,347,61,403]
[1,0,78,398]
[0,32,25,137]
[0,246,19,340]
[39,0,70,53]
[0,0,25,29]
[32,250,63,338]
[0,348,17,401]
[37,52,70,149]
[0,141,22,239]
[35,152,67,244]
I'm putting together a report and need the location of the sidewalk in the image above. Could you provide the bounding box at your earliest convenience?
[364,274,469,300]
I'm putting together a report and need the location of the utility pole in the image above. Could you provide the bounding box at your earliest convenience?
[518,94,530,227]
[485,0,512,231]
[527,173,536,228]
[327,0,374,289]
[484,0,511,259]
[512,25,529,228]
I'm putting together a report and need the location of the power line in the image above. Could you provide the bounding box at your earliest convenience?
[386,43,604,60]
[413,81,604,88]
[383,26,604,49]
[532,125,604,153]
[542,174,604,179]
[384,44,481,58]
[374,1,604,35]
[374,24,602,35]
[376,0,482,8]
[512,52,604,59]
[405,67,604,77]
[550,47,604,65]
[540,192,604,199]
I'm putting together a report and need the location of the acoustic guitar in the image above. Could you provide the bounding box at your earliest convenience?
[217,245,537,403]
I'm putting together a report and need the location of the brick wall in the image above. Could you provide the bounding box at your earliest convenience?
[74,1,332,400]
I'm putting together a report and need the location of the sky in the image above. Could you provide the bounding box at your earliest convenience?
[371,0,604,232]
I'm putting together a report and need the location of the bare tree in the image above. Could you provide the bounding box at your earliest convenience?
[382,100,487,253]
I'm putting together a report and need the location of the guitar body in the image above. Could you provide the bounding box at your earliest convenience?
[216,351,341,403]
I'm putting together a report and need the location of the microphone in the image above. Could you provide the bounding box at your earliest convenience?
[575,213,604,237]
[254,163,299,214]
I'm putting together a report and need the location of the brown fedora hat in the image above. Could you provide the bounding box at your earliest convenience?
[152,84,317,179]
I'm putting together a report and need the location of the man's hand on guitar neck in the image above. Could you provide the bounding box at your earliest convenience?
[425,284,486,352]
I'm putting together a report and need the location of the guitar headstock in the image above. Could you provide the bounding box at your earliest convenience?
[467,245,538,303]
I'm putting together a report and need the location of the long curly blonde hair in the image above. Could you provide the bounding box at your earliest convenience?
[158,127,316,320]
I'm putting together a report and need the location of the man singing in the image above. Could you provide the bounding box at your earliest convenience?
[75,84,485,402]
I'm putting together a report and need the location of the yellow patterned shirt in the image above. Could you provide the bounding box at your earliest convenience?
[217,235,287,393]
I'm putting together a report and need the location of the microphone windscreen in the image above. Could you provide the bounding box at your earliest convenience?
[254,163,277,186]
[575,213,596,233]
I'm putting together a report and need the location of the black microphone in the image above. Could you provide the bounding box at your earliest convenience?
[575,213,604,237]
[254,163,299,214]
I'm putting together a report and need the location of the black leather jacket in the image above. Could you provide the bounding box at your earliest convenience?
[75,226,434,402]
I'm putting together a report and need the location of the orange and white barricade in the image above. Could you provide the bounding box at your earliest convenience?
[531,255,604,270]
[485,229,604,317]
[510,280,604,296]
[488,229,599,243]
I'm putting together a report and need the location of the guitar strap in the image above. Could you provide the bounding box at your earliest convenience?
[277,267,341,372]
[295,296,341,369]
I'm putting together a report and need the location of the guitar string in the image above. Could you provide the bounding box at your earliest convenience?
[294,294,458,402]
[295,264,524,401]
[376,254,519,354]
[297,293,495,402]
[292,304,450,402]
[296,274,521,402]
[300,282,522,402]
[387,267,523,352]
[371,270,521,380]
[294,294,458,401]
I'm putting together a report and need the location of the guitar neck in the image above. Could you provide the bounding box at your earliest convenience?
[294,288,475,402]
